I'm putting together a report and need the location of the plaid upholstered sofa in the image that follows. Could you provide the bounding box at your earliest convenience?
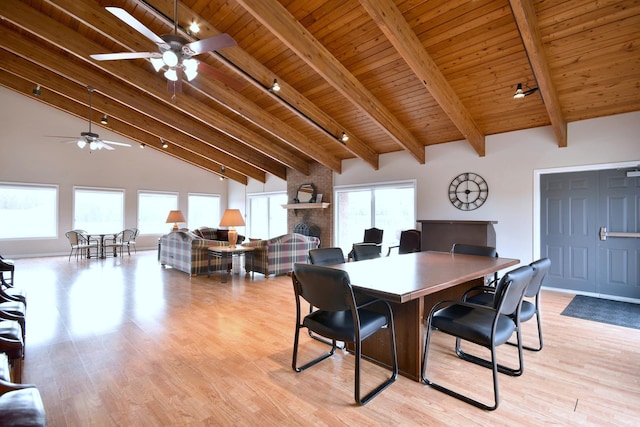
[158,228,245,276]
[242,233,320,277]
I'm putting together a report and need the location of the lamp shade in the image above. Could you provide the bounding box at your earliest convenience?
[166,210,186,231]
[219,209,245,227]
[220,209,245,248]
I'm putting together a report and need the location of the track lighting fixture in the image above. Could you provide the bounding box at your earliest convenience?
[32,84,41,96]
[100,114,108,124]
[513,83,539,99]
[139,143,145,149]
[270,79,280,92]
[340,132,349,143]
[220,165,226,180]
[189,22,200,34]
[161,139,168,149]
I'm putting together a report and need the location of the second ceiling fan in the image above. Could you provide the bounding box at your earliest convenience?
[90,1,238,92]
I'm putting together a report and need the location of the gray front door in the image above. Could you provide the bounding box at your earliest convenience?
[540,168,639,298]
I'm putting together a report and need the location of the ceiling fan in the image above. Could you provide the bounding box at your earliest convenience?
[59,87,131,151]
[90,1,238,92]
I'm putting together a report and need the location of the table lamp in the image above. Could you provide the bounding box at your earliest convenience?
[219,209,245,248]
[166,210,186,231]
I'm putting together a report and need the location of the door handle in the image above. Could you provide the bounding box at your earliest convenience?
[599,226,640,241]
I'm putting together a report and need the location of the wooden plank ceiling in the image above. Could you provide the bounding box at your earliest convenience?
[1,0,638,183]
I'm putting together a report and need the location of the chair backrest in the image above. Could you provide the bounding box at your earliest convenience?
[492,265,534,315]
[65,231,80,246]
[451,243,498,258]
[309,247,345,266]
[525,257,551,298]
[122,229,136,242]
[292,263,354,312]
[363,228,384,244]
[352,243,381,261]
[131,228,139,238]
[398,229,421,254]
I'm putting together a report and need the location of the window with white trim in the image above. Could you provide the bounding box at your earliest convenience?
[0,182,58,239]
[74,187,125,233]
[334,181,416,255]
[188,193,221,229]
[246,192,287,239]
[138,191,178,235]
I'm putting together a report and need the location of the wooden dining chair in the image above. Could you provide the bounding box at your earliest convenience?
[386,229,421,256]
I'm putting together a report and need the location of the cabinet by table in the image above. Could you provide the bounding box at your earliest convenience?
[417,220,497,252]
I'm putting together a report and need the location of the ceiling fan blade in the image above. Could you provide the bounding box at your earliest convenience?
[101,140,131,147]
[100,142,115,150]
[91,52,160,61]
[198,62,246,91]
[185,33,237,55]
[106,7,166,45]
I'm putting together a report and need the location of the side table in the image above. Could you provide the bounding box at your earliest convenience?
[207,246,255,283]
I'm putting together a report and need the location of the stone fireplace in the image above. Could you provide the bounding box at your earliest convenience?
[286,163,333,247]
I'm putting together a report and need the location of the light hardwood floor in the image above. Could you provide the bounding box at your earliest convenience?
[12,251,640,426]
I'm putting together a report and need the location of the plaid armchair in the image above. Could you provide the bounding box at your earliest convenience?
[242,233,320,277]
[158,230,230,276]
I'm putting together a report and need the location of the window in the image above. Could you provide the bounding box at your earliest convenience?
[335,181,416,255]
[188,193,221,229]
[0,182,58,239]
[74,187,125,232]
[138,191,178,235]
[246,192,287,239]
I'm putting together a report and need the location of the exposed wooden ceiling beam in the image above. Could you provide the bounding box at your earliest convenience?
[235,0,426,164]
[0,27,271,182]
[0,0,290,180]
[50,0,336,174]
[360,0,486,157]
[509,0,567,147]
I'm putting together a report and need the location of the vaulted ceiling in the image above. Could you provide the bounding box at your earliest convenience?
[1,0,638,184]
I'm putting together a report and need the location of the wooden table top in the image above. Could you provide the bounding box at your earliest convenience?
[328,251,519,304]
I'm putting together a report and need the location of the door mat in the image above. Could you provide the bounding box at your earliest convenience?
[561,295,640,330]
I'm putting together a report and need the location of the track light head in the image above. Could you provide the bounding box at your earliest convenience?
[32,84,41,96]
[161,139,168,149]
[100,114,108,124]
[270,79,280,92]
[340,132,349,143]
[514,82,539,99]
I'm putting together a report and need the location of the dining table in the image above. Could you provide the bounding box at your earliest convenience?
[86,232,118,259]
[327,251,519,381]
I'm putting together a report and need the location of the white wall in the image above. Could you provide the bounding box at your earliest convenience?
[335,112,640,268]
[0,87,228,257]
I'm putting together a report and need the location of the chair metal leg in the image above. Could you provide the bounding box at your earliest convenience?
[422,319,501,411]
[292,323,337,373]
[356,309,398,405]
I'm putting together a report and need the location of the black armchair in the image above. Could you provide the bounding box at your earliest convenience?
[308,247,345,266]
[292,263,398,405]
[352,243,382,261]
[347,227,383,261]
[460,258,551,352]
[0,320,25,383]
[386,229,421,256]
[421,265,534,410]
[0,256,15,288]
[451,243,499,285]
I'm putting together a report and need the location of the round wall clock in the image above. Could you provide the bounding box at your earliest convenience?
[448,172,488,211]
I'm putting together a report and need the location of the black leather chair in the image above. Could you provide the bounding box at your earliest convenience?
[0,353,46,426]
[348,228,383,261]
[0,320,25,383]
[291,263,398,405]
[0,302,26,344]
[421,265,534,410]
[0,256,15,288]
[460,258,551,352]
[352,243,382,261]
[309,247,345,266]
[451,243,499,285]
[386,229,421,256]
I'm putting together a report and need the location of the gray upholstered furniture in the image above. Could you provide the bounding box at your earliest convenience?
[158,228,245,276]
[242,233,320,277]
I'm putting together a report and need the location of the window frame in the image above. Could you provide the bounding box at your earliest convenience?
[137,190,179,235]
[73,186,126,233]
[246,191,288,239]
[187,192,221,230]
[0,181,59,240]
